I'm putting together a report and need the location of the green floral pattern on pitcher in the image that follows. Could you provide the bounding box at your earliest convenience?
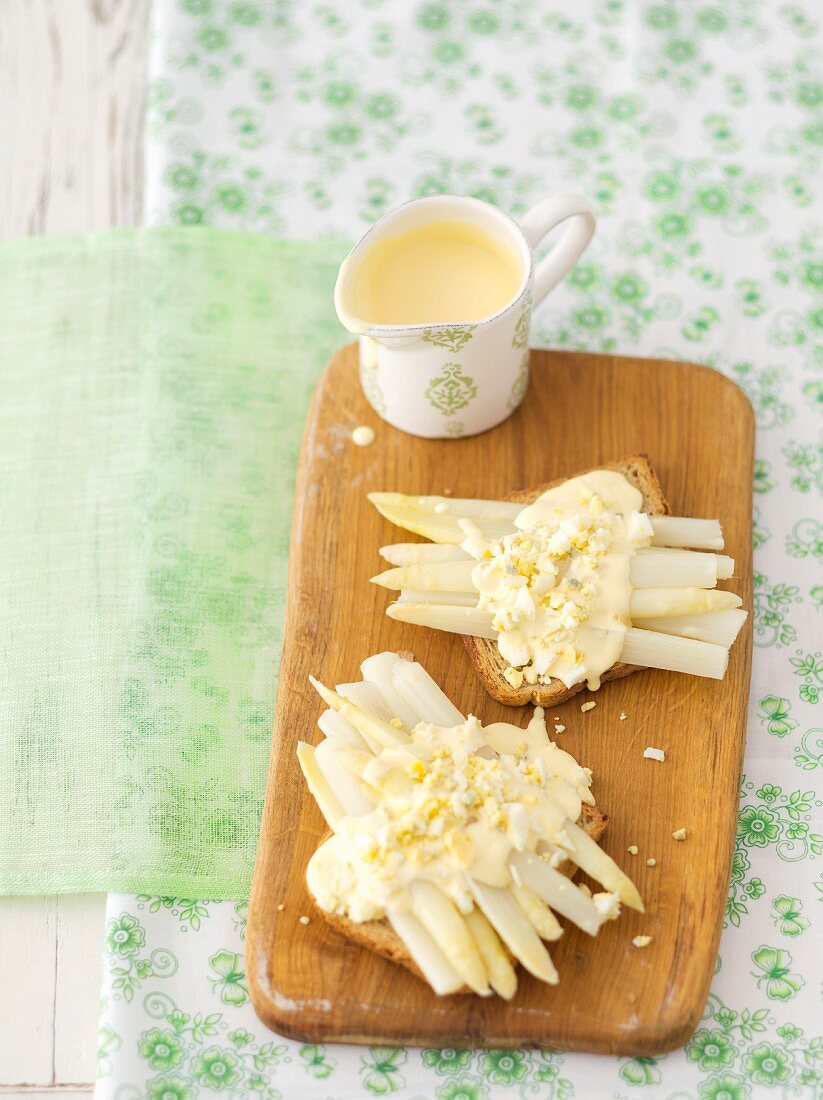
[422,325,476,352]
[511,291,531,349]
[424,362,478,416]
[506,350,530,412]
[98,0,823,1094]
[360,359,388,415]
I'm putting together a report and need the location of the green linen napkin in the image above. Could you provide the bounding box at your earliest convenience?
[0,228,348,897]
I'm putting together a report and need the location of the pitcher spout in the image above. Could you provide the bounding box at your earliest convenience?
[334,252,374,336]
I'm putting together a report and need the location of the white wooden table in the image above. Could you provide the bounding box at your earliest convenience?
[0,2,149,1093]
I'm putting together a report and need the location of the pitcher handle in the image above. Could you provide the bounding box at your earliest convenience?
[518,193,596,308]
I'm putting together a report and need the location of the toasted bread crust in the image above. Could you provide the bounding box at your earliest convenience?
[314,803,608,992]
[462,454,670,707]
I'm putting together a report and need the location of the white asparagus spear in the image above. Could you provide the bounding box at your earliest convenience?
[510,851,604,935]
[469,880,559,984]
[369,499,511,545]
[386,539,734,578]
[630,550,717,589]
[381,550,730,593]
[314,738,375,817]
[562,822,644,911]
[372,560,477,593]
[337,681,396,724]
[511,882,564,941]
[629,587,742,617]
[388,602,498,638]
[640,547,735,579]
[317,709,370,752]
[359,652,423,729]
[632,608,748,648]
[464,908,518,1000]
[369,492,521,523]
[359,650,404,684]
[650,515,724,550]
[409,880,490,996]
[387,910,465,996]
[331,747,374,776]
[380,543,470,566]
[370,491,725,551]
[385,574,740,618]
[715,555,735,580]
[389,605,731,679]
[296,742,345,829]
[389,590,741,629]
[397,588,477,607]
[621,628,729,679]
[309,677,416,754]
[392,660,465,727]
[319,704,385,756]
[334,748,414,801]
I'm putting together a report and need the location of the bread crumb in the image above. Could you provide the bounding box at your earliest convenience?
[443,488,453,496]
[299,915,310,926]
[619,712,628,721]
[277,903,285,911]
[577,882,592,897]
[643,746,665,762]
[434,501,450,514]
[632,935,652,948]
[580,701,596,713]
[398,650,415,662]
[672,828,687,841]
[351,425,375,447]
[627,844,638,855]
[646,858,656,867]
[503,666,524,689]
[554,723,565,734]
[389,717,404,729]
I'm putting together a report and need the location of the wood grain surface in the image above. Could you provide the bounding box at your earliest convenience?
[247,342,754,1054]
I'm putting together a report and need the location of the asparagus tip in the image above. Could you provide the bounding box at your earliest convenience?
[370,569,399,589]
[309,675,341,711]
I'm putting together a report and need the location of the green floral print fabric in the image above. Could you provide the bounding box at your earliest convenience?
[0,229,346,897]
[96,891,823,1097]
[98,0,821,1094]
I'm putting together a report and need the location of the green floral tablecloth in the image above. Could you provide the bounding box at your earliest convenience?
[97,0,822,1096]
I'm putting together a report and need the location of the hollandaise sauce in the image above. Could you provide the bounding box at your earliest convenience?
[349,219,523,326]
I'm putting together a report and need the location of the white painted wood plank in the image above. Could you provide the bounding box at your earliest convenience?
[54,896,107,1085]
[0,0,150,1091]
[0,898,57,1086]
[0,0,149,240]
[0,1091,94,1097]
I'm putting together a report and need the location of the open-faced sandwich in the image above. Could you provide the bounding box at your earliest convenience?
[369,455,748,707]
[297,651,642,998]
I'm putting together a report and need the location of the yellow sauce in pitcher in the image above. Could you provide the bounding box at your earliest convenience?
[349,219,523,326]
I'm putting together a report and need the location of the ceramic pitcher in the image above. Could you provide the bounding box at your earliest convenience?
[334,193,596,439]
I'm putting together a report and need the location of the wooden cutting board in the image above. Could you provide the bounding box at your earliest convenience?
[247,343,753,1054]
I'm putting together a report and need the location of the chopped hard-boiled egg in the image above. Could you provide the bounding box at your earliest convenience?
[643,747,666,762]
[368,470,748,694]
[298,651,643,998]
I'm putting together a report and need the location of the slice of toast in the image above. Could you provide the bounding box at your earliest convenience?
[314,803,608,992]
[463,454,670,708]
